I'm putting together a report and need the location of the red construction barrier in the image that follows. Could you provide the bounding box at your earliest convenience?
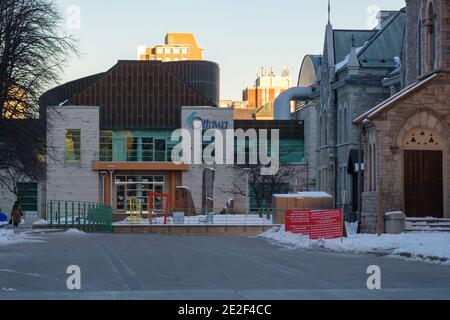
[285,209,344,240]
[148,192,171,225]
[285,210,310,235]
[309,209,343,240]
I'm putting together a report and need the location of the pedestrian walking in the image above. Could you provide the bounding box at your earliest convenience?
[11,201,24,228]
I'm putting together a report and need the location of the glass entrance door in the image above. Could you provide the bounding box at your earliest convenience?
[115,175,165,213]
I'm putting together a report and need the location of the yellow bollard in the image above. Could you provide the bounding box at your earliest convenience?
[137,198,142,224]
[130,197,135,225]
[129,197,143,225]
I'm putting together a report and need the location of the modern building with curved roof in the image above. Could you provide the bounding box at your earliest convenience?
[297,55,322,88]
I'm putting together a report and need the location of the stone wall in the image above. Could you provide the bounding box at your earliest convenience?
[297,103,318,191]
[404,0,450,84]
[361,74,450,231]
[46,106,100,204]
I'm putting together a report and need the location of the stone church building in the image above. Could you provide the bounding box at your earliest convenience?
[294,0,450,232]
[354,0,450,232]
[296,8,406,219]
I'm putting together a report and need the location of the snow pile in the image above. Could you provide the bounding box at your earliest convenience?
[65,228,86,235]
[0,229,37,246]
[114,214,273,226]
[33,219,49,226]
[261,227,450,264]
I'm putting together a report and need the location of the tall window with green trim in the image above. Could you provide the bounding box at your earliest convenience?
[17,182,38,212]
[142,138,154,162]
[154,139,167,162]
[127,138,139,162]
[99,131,113,161]
[65,129,81,163]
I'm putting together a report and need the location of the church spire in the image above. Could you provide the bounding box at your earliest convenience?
[328,0,331,25]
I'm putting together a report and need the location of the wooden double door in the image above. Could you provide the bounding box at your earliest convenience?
[404,150,443,218]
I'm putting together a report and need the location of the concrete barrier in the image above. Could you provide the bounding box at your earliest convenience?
[112,225,281,236]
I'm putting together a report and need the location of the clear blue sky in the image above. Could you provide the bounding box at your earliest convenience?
[56,0,405,100]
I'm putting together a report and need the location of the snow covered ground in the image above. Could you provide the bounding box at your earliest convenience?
[261,226,450,265]
[65,228,87,235]
[0,229,39,246]
[114,214,273,226]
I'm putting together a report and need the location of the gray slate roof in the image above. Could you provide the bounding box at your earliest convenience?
[358,9,406,68]
[333,8,406,70]
[333,30,376,64]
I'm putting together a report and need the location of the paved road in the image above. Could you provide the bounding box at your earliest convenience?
[1,230,450,300]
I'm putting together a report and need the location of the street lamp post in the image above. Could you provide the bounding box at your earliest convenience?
[107,166,115,208]
[244,168,251,214]
[100,171,107,204]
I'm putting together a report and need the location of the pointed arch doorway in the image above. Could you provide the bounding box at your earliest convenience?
[403,128,443,218]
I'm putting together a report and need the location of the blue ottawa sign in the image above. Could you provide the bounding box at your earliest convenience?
[187,112,230,130]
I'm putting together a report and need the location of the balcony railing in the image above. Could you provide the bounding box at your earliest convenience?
[94,151,172,163]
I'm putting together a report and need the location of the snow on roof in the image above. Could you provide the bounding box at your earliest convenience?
[335,44,366,72]
[272,194,300,198]
[297,192,333,198]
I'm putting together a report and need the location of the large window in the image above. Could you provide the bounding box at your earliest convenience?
[154,139,167,162]
[126,138,139,162]
[279,139,304,163]
[65,129,81,163]
[99,131,113,161]
[17,182,38,212]
[142,138,154,162]
[115,175,165,212]
[112,131,176,163]
[344,108,349,143]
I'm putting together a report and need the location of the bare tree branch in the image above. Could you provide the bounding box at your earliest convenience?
[0,0,78,193]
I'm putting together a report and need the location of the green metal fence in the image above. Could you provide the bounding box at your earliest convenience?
[47,200,113,233]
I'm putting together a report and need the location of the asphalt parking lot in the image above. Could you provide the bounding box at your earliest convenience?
[1,231,450,300]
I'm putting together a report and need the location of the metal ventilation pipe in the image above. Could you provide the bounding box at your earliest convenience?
[274,87,313,120]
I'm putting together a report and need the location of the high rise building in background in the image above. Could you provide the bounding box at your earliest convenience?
[137,33,204,62]
[241,67,292,120]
